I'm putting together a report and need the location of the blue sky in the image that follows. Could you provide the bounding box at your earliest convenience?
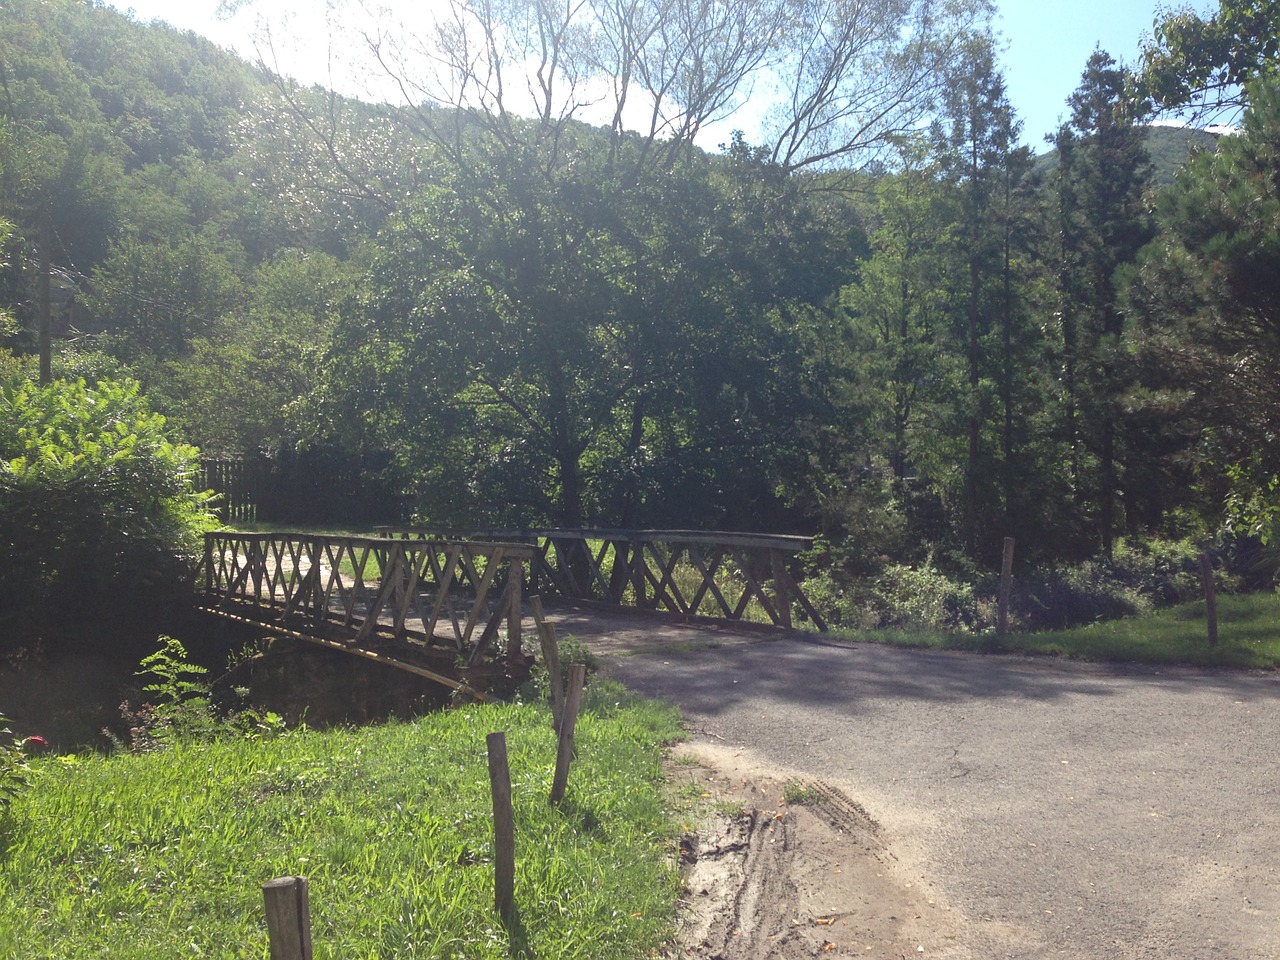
[109,0,1215,151]
[993,0,1216,144]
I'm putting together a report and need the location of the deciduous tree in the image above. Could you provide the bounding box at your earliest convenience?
[1136,0,1280,123]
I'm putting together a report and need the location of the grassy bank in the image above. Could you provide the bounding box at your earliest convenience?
[829,591,1280,669]
[0,686,682,959]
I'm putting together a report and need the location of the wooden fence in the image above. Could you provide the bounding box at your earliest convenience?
[377,528,826,631]
[199,458,265,524]
[199,532,533,664]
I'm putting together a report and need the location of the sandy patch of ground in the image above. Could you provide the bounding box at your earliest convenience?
[662,741,959,960]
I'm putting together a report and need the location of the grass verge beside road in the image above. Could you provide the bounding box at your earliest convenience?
[828,591,1280,669]
[0,685,683,959]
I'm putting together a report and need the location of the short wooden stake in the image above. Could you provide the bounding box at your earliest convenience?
[997,537,1015,636]
[530,596,565,730]
[262,876,313,960]
[550,663,587,805]
[487,731,516,922]
[1199,552,1218,646]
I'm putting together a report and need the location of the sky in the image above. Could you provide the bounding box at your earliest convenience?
[107,0,1215,151]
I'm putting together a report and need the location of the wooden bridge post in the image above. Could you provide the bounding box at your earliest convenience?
[505,555,523,658]
[630,539,648,608]
[203,535,214,593]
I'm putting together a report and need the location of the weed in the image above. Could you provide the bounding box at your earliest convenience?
[0,714,33,813]
[782,781,823,805]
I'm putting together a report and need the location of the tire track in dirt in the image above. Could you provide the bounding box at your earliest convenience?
[667,757,949,960]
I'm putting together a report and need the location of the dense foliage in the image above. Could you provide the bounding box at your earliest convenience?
[2,0,1279,625]
[0,377,214,648]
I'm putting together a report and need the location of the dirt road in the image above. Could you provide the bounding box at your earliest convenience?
[562,611,1280,959]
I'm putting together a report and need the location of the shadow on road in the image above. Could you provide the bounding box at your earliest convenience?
[566,610,1280,715]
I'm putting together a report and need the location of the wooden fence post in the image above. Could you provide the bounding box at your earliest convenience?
[530,597,565,730]
[550,663,587,806]
[262,876,313,960]
[1199,552,1218,646]
[770,550,793,630]
[997,537,1015,636]
[487,731,516,923]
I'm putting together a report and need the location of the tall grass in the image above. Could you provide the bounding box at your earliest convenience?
[0,688,682,959]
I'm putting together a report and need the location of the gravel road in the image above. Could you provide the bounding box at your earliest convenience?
[592,628,1280,959]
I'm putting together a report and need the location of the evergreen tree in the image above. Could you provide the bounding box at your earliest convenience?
[936,36,1040,558]
[1127,81,1280,541]
[1051,51,1153,556]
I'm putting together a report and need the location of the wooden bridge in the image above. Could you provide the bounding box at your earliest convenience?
[197,528,825,694]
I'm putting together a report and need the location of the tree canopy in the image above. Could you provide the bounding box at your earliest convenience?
[1,0,1278,589]
[1136,0,1280,121]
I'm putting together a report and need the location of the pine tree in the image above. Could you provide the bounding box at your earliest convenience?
[1051,51,1153,556]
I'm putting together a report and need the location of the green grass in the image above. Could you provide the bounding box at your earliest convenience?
[0,686,683,959]
[824,591,1280,669]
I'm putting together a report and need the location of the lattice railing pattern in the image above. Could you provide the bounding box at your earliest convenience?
[200,532,533,662]
[377,528,826,631]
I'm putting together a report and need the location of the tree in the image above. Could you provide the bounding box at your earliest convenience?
[162,248,354,455]
[311,134,849,528]
[0,216,15,342]
[291,0,991,178]
[87,233,245,361]
[1136,0,1280,123]
[935,35,1039,555]
[841,139,958,494]
[762,0,994,174]
[1126,80,1280,541]
[1051,51,1154,556]
[254,0,954,529]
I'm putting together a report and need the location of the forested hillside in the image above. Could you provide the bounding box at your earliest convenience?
[3,0,1279,612]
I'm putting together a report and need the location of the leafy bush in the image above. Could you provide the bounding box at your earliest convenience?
[871,562,989,631]
[0,712,46,844]
[1012,538,1238,632]
[803,558,990,632]
[0,378,216,650]
[805,535,1238,634]
[1011,560,1150,632]
[0,713,32,815]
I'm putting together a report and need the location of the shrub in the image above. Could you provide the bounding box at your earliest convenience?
[0,712,45,841]
[804,535,1238,634]
[870,561,989,632]
[803,558,990,632]
[0,378,216,651]
[109,637,290,751]
[1012,560,1150,632]
[1010,537,1238,632]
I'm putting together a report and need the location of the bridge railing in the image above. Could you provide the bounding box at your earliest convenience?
[375,528,827,631]
[200,532,534,661]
